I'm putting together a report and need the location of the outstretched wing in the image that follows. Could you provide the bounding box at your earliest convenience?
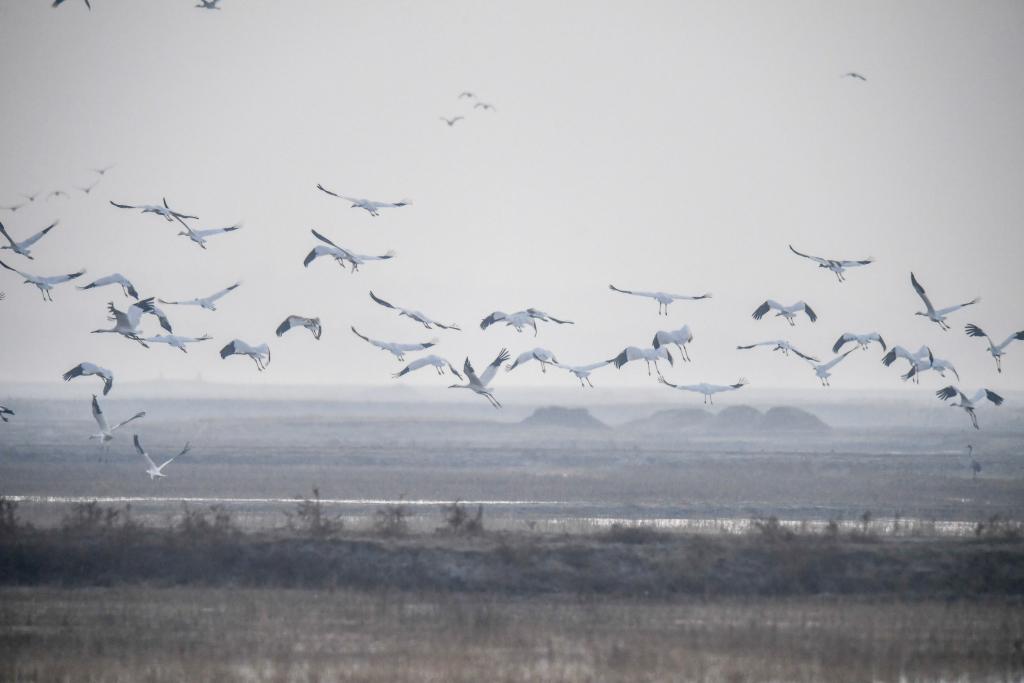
[369,291,397,310]
[133,435,158,469]
[480,311,507,330]
[19,221,58,249]
[463,357,481,385]
[666,292,712,301]
[801,303,818,322]
[832,334,854,354]
[0,222,17,248]
[160,442,191,469]
[480,348,510,385]
[935,298,979,316]
[935,385,959,401]
[91,395,110,433]
[789,346,820,363]
[111,411,146,431]
[609,284,656,299]
[788,245,828,265]
[206,282,241,302]
[109,200,141,210]
[751,300,778,320]
[910,273,934,314]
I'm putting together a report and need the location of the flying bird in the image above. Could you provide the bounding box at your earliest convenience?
[0,260,84,301]
[90,299,158,347]
[608,284,712,316]
[21,192,40,203]
[965,323,1024,373]
[474,102,497,111]
[440,116,464,127]
[789,245,873,282]
[63,363,114,395]
[935,385,1004,430]
[609,346,673,376]
[196,0,222,8]
[369,291,460,330]
[902,352,959,383]
[842,72,867,81]
[736,340,819,362]
[506,348,559,373]
[553,360,611,388]
[134,435,190,480]
[832,332,887,353]
[393,355,463,380]
[0,406,13,423]
[806,349,856,386]
[910,272,978,331]
[449,349,510,408]
[0,220,58,259]
[77,273,139,299]
[178,224,241,250]
[89,395,145,443]
[76,179,101,195]
[53,0,91,9]
[316,184,412,217]
[658,377,747,404]
[144,334,213,353]
[304,230,395,271]
[751,300,817,326]
[93,164,115,175]
[351,326,436,361]
[220,339,271,371]
[46,190,69,201]
[277,316,323,340]
[159,282,240,311]
[480,309,573,336]
[109,198,198,230]
[652,324,695,361]
[458,92,476,99]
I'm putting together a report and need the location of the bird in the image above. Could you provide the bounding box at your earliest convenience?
[965,323,1024,373]
[658,377,748,404]
[277,316,323,340]
[220,339,271,371]
[832,332,887,353]
[910,272,978,331]
[936,385,1004,430]
[789,245,874,282]
[458,91,476,99]
[609,346,673,376]
[46,190,69,201]
[304,230,396,272]
[196,0,221,8]
[736,340,819,362]
[0,406,13,423]
[53,0,91,9]
[967,445,981,480]
[0,260,84,301]
[90,298,160,347]
[316,184,412,217]
[159,282,240,311]
[93,164,115,175]
[178,224,241,250]
[21,192,40,203]
[480,309,573,336]
[506,348,559,373]
[62,362,114,395]
[842,72,867,81]
[474,102,497,111]
[608,284,712,315]
[76,179,101,195]
[751,300,817,326]
[806,349,856,386]
[440,116,464,127]
[0,220,58,259]
[144,334,213,353]
[134,435,190,480]
[351,327,436,361]
[393,355,463,380]
[652,324,695,361]
[89,395,145,443]
[109,198,198,230]
[553,360,611,388]
[902,352,960,383]
[77,273,139,299]
[0,292,4,300]
[369,291,460,330]
[881,344,931,371]
[449,349,510,408]
[0,203,25,213]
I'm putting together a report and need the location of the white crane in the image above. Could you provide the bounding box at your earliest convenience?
[304,230,395,271]
[89,395,145,443]
[440,116,464,127]
[911,272,978,331]
[609,346,673,376]
[652,324,695,361]
[220,340,270,371]
[109,198,198,230]
[506,348,559,373]
[553,360,611,388]
[902,353,959,383]
[609,284,711,315]
[881,345,931,371]
[393,355,463,379]
[480,308,573,336]
[90,299,159,347]
[178,224,241,249]
[0,260,84,301]
[843,72,867,81]
[160,282,240,311]
[196,0,221,8]
[277,316,323,340]
[474,102,497,111]
[52,0,91,9]
[806,349,856,386]
[144,334,213,353]
[736,340,819,362]
[351,326,436,361]
[751,300,817,326]
[76,178,101,195]
[316,184,412,217]
[369,291,461,330]
[833,332,887,353]
[0,203,25,213]
[658,377,748,404]
[788,245,873,282]
[77,273,139,299]
[0,220,57,259]
[134,435,190,480]
[936,385,1004,430]
[449,349,510,408]
[965,323,1024,373]
[458,91,476,99]
[63,362,115,395]
[0,406,13,423]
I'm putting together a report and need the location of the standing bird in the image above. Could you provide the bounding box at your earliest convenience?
[159,282,241,311]
[449,349,510,408]
[965,323,1024,373]
[134,435,190,480]
[316,184,412,217]
[90,299,159,347]
[0,260,84,301]
[440,116,464,127]
[789,245,873,282]
[658,377,748,404]
[967,445,981,480]
[506,348,559,373]
[936,386,1004,430]
[89,395,145,443]
[609,346,673,376]
[77,273,139,299]
[751,300,817,326]
[62,362,115,395]
[109,198,198,230]
[277,316,323,340]
[806,349,856,386]
[369,291,460,330]
[911,272,978,331]
[652,324,695,361]
[608,284,712,316]
[144,334,213,353]
[833,332,887,353]
[736,340,818,362]
[304,230,395,271]
[178,224,241,249]
[554,360,611,388]
[393,355,463,380]
[0,406,13,423]
[0,220,58,259]
[351,327,436,361]
[220,340,271,371]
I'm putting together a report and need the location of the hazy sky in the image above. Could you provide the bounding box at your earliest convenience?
[0,0,1022,396]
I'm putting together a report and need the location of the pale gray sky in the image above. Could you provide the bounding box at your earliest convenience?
[0,0,1022,395]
